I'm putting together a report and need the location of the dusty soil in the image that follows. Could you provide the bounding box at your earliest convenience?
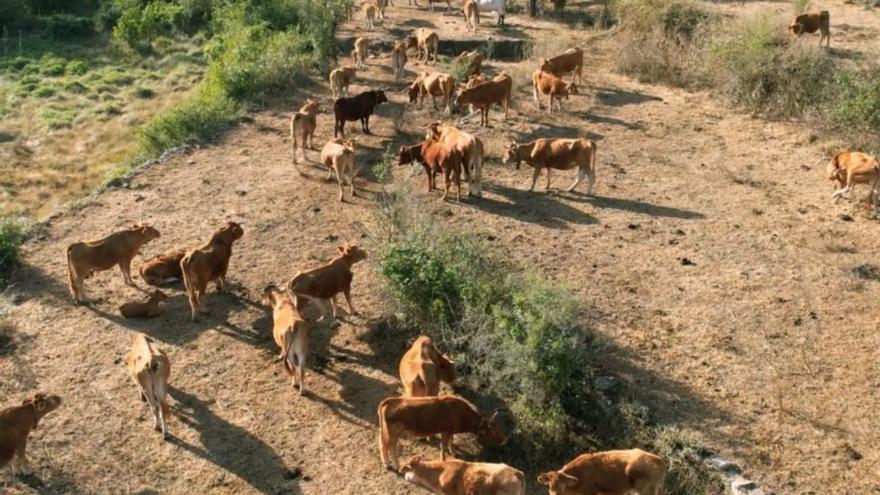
[2,1,880,494]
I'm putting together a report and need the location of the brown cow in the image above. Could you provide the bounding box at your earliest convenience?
[827,151,880,206]
[287,242,367,321]
[126,333,171,439]
[503,138,596,194]
[375,0,389,19]
[321,138,359,202]
[139,249,185,286]
[391,40,408,81]
[330,66,357,99]
[539,48,584,84]
[352,37,369,70]
[427,122,484,197]
[399,336,454,397]
[407,72,455,114]
[377,395,506,470]
[408,28,439,64]
[0,394,62,475]
[67,224,161,304]
[398,142,440,192]
[789,11,830,47]
[363,1,378,29]
[533,69,578,113]
[290,99,321,168]
[401,455,525,495]
[453,73,512,126]
[180,222,244,321]
[537,449,666,495]
[421,139,463,201]
[463,0,479,32]
[119,289,169,319]
[261,284,310,394]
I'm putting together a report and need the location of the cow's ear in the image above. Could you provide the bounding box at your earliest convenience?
[537,473,553,485]
[36,400,47,411]
[559,472,579,487]
[338,245,346,253]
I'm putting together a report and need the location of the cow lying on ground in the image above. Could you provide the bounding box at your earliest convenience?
[330,66,357,99]
[539,47,584,84]
[334,90,388,137]
[126,333,171,439]
[321,138,359,202]
[407,72,455,114]
[401,455,525,495]
[67,224,161,304]
[453,73,512,126]
[352,37,369,69]
[290,99,321,168]
[408,28,439,64]
[180,222,244,321]
[261,284,310,394]
[391,40,408,81]
[119,289,169,318]
[427,122,483,197]
[533,69,578,113]
[398,142,439,192]
[378,394,506,470]
[0,393,62,475]
[504,138,596,194]
[399,336,454,397]
[287,243,367,321]
[537,449,665,495]
[789,11,830,47]
[140,249,185,286]
[827,151,880,206]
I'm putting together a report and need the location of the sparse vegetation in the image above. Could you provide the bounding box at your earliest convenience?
[0,217,25,288]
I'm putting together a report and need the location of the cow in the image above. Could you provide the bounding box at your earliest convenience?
[398,142,439,192]
[476,0,506,26]
[427,122,483,197]
[539,47,584,85]
[537,449,666,495]
[321,138,359,202]
[789,11,830,47]
[407,72,455,114]
[422,139,464,201]
[532,69,578,113]
[290,99,321,169]
[352,37,369,70]
[329,66,357,99]
[180,221,244,322]
[408,28,439,64]
[463,0,479,32]
[455,50,483,78]
[453,73,512,126]
[0,394,62,475]
[287,242,367,321]
[827,151,880,207]
[261,284,310,395]
[363,1,378,29]
[399,336,455,397]
[504,138,596,194]
[401,455,525,495]
[391,40,408,81]
[66,223,161,304]
[139,249,185,286]
[126,333,171,439]
[377,395,506,470]
[334,90,388,138]
[119,289,169,318]
[426,0,452,13]
[375,0,389,19]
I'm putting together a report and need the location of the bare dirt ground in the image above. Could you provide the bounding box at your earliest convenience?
[2,1,880,494]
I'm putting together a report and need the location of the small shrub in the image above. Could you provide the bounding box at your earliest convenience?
[33,85,56,98]
[447,57,474,84]
[0,217,25,288]
[8,57,32,71]
[66,60,88,75]
[63,80,88,93]
[651,427,725,495]
[826,66,880,138]
[39,106,76,129]
[102,70,135,86]
[130,86,155,99]
[39,56,67,76]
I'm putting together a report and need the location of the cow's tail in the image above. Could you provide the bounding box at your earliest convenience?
[377,399,392,468]
[148,356,171,422]
[281,326,297,376]
[475,4,480,29]
[180,254,197,308]
[66,245,78,300]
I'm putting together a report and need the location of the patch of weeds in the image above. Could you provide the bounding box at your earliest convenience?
[130,86,155,99]
[0,217,25,288]
[39,106,77,130]
[852,263,880,281]
[102,71,136,86]
[33,85,57,98]
[63,81,89,94]
[66,60,88,76]
[39,56,67,77]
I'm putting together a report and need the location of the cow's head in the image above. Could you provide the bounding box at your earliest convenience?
[399,455,424,482]
[22,393,62,429]
[503,141,522,170]
[374,90,388,105]
[788,20,804,35]
[148,289,169,304]
[537,471,579,494]
[565,82,579,97]
[426,122,443,141]
[301,99,320,114]
[538,57,552,72]
[261,284,284,308]
[214,221,244,245]
[338,243,368,263]
[826,156,844,182]
[132,224,161,241]
[477,410,506,446]
[398,144,418,166]
[437,353,455,384]
[406,35,418,49]
[406,82,420,103]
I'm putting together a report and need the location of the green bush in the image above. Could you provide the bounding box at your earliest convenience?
[0,217,25,288]
[39,106,76,129]
[66,60,88,75]
[113,0,184,50]
[42,13,95,38]
[827,67,880,138]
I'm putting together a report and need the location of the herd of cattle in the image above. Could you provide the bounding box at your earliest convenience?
[1,3,879,495]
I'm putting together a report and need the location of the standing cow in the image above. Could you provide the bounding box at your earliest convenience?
[504,138,596,194]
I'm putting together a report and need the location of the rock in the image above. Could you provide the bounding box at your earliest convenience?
[235,190,247,197]
[679,257,696,266]
[839,213,854,222]
[627,223,640,230]
[187,158,196,165]
[843,443,863,461]
[593,376,619,394]
[11,294,26,305]
[0,130,16,143]
[708,455,742,475]
[312,206,321,213]
[732,479,760,494]
[674,229,685,236]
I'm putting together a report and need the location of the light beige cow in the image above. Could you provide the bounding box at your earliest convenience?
[126,333,171,439]
[320,138,359,202]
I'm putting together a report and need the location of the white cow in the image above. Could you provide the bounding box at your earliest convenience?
[476,0,506,25]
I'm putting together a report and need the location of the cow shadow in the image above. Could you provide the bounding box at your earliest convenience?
[474,183,599,229]
[4,465,81,495]
[593,87,663,107]
[512,124,604,142]
[575,111,645,131]
[564,193,706,220]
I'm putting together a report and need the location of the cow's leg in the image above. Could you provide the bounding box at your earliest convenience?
[455,165,462,201]
[533,84,541,109]
[440,433,452,460]
[334,166,345,202]
[343,288,358,315]
[197,286,210,314]
[13,438,28,476]
[567,167,587,192]
[364,116,372,134]
[529,167,541,191]
[442,167,451,201]
[349,167,357,198]
[119,259,137,287]
[215,276,225,293]
[546,168,552,191]
[432,95,437,110]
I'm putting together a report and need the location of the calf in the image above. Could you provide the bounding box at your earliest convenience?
[391,40,408,81]
[504,138,596,194]
[427,122,484,197]
[453,73,512,126]
[67,224,161,304]
[321,138,359,202]
[119,289,169,318]
[537,449,665,495]
[398,142,439,192]
[290,99,321,168]
[261,285,310,394]
[463,0,479,32]
[352,37,369,70]
[408,28,439,64]
[287,243,367,321]
[139,249,185,286]
[827,151,880,207]
[401,456,525,495]
[377,395,506,470]
[399,336,454,397]
[329,66,357,99]
[126,333,171,439]
[539,47,584,84]
[475,0,506,26]
[0,394,62,475]
[334,90,388,137]
[533,69,578,113]
[180,222,244,321]
[363,1,378,29]
[789,11,830,47]
[407,72,455,114]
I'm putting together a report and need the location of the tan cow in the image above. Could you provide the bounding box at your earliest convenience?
[789,11,830,47]
[539,47,584,84]
[126,333,171,439]
[330,66,357,99]
[320,138,359,202]
[463,0,479,32]
[363,1,378,29]
[391,40,408,81]
[532,69,578,113]
[401,455,525,495]
[290,99,321,168]
[119,289,169,318]
[352,37,369,69]
[140,249,185,286]
[408,28,439,64]
[427,122,484,197]
[407,72,455,114]
[504,138,596,194]
[180,222,244,321]
[67,224,161,304]
[399,336,454,397]
[827,151,880,206]
[0,394,62,475]
[261,284,310,394]
[453,73,512,126]
[537,449,666,495]
[377,395,506,470]
[287,243,367,321]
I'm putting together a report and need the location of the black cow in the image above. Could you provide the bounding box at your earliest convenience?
[334,90,388,137]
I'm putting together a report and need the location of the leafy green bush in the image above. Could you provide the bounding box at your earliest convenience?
[0,217,25,288]
[827,66,880,138]
[39,106,76,129]
[66,60,88,75]
[113,0,185,50]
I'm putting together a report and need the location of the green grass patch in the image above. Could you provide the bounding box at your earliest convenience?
[39,106,77,129]
[0,217,25,288]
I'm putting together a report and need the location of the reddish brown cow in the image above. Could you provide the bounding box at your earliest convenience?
[537,449,666,495]
[504,138,596,194]
[427,122,484,197]
[119,289,169,318]
[0,394,62,475]
[532,69,578,113]
[539,48,584,84]
[261,284,310,394]
[789,11,830,47]
[407,72,455,114]
[399,336,455,397]
[398,142,440,192]
[827,150,880,207]
[287,243,367,321]
[180,222,244,321]
[453,73,512,126]
[401,455,525,495]
[139,249,185,286]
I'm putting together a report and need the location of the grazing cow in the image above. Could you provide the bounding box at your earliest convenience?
[408,28,439,64]
[334,90,388,137]
[827,151,880,206]
[463,0,479,32]
[504,138,596,194]
[329,66,357,99]
[119,289,169,319]
[539,47,584,84]
[261,284,310,394]
[290,99,321,169]
[401,455,525,495]
[126,333,171,439]
[427,122,484,197]
[377,395,506,470]
[139,249,185,286]
[391,40,408,81]
[287,243,367,321]
[399,336,454,397]
[476,0,506,26]
[180,222,244,321]
[321,138,359,202]
[0,394,62,475]
[453,73,512,126]
[67,224,161,304]
[537,449,666,495]
[532,69,578,113]
[398,142,442,193]
[352,37,369,70]
[407,72,455,114]
[363,1,378,29]
[789,11,830,47]
[419,139,463,201]
[455,50,483,77]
